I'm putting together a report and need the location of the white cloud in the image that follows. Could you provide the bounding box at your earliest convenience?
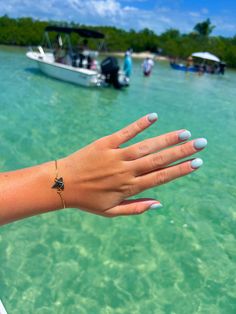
[201,8,208,14]
[189,12,200,18]
[68,0,123,17]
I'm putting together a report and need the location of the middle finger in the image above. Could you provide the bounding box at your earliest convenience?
[122,129,191,160]
[131,138,207,176]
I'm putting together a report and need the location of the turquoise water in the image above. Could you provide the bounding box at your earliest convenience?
[0,46,236,313]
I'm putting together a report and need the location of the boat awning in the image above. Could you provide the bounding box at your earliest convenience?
[191,52,220,62]
[45,26,105,39]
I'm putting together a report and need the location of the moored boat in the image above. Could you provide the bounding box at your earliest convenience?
[26,26,129,88]
[170,52,226,75]
[170,62,197,72]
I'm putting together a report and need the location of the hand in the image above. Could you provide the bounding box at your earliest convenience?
[60,113,207,217]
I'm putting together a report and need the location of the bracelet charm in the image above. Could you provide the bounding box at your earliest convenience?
[52,177,64,191]
[51,160,66,208]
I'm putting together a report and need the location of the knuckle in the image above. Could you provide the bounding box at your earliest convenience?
[133,204,144,215]
[178,163,188,176]
[151,153,165,169]
[119,127,131,140]
[123,149,137,160]
[136,120,144,131]
[133,177,142,193]
[155,170,168,185]
[125,185,135,197]
[179,144,190,156]
[164,134,173,147]
[122,128,131,137]
[118,120,144,142]
[138,144,150,156]
[121,179,137,197]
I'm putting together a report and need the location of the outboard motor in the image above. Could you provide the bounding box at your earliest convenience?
[101,57,123,89]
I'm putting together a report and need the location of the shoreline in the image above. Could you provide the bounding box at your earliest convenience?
[103,51,169,61]
[3,45,235,71]
[0,44,169,61]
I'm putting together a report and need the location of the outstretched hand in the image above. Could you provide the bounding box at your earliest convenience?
[60,113,207,217]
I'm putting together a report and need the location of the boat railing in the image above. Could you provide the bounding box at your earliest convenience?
[37,46,45,56]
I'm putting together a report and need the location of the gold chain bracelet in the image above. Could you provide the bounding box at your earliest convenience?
[51,160,66,208]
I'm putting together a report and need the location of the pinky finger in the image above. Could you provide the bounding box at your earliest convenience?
[137,158,203,192]
[104,199,163,217]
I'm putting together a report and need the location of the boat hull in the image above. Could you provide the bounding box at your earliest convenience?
[26,51,101,87]
[170,63,197,72]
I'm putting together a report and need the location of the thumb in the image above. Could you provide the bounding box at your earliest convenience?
[104,199,163,217]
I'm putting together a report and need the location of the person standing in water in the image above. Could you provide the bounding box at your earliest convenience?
[123,49,133,82]
[142,57,154,76]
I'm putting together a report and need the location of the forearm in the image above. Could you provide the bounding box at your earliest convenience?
[0,161,63,225]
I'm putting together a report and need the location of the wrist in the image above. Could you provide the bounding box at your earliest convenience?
[36,160,63,211]
[45,159,68,209]
[54,157,74,208]
[57,155,84,209]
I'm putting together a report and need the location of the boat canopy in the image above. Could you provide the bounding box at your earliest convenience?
[191,52,220,62]
[45,25,105,39]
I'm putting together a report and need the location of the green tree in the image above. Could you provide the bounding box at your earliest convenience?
[160,28,180,40]
[1,16,236,68]
[193,18,215,36]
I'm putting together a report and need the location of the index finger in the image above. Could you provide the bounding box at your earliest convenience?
[107,113,158,148]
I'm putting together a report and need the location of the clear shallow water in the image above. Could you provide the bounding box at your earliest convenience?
[0,46,236,313]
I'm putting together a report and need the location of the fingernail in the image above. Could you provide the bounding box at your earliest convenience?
[148,113,158,122]
[191,158,203,169]
[178,130,191,141]
[193,138,208,150]
[149,203,163,210]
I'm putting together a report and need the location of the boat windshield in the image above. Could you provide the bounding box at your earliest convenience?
[42,25,105,69]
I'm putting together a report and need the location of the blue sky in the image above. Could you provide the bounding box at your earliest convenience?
[0,0,235,37]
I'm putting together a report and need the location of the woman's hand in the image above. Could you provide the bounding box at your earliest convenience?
[0,113,208,225]
[60,113,207,217]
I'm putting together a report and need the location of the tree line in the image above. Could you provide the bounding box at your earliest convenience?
[0,15,236,68]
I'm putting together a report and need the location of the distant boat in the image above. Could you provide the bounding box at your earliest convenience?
[26,25,129,89]
[170,62,197,72]
[170,51,225,75]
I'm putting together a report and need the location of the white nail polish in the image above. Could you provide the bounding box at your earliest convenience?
[149,203,163,210]
[178,130,191,141]
[191,158,203,169]
[148,113,158,122]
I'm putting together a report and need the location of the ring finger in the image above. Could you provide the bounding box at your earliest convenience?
[135,158,204,193]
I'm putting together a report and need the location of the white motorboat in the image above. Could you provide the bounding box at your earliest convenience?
[26,26,129,89]
[27,48,102,87]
